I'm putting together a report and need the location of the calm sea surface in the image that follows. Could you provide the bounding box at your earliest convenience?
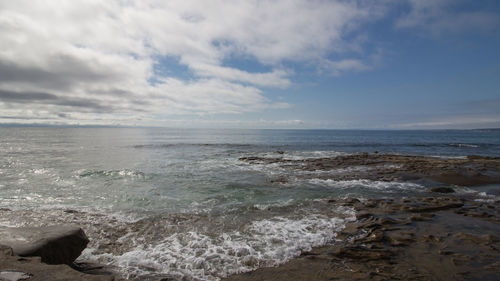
[1,128,499,280]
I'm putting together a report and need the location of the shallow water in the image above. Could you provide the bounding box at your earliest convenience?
[1,128,499,280]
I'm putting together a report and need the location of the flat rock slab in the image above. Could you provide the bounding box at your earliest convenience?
[239,153,500,186]
[0,225,88,265]
[225,196,500,281]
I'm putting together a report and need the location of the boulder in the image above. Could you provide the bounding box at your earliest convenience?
[0,245,122,281]
[0,225,89,265]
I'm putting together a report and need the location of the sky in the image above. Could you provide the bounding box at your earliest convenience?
[0,0,499,129]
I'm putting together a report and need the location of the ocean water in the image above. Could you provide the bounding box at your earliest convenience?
[1,128,499,280]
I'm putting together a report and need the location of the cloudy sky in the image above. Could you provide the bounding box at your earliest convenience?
[1,0,499,129]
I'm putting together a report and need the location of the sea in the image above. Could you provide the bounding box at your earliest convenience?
[1,127,499,280]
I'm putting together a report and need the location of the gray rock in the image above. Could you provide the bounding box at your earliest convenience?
[0,245,124,281]
[0,225,89,265]
[0,270,32,281]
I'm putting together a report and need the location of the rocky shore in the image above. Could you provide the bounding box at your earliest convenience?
[226,194,500,281]
[228,153,500,280]
[1,153,499,280]
[240,153,500,186]
[3,193,498,281]
[0,225,126,281]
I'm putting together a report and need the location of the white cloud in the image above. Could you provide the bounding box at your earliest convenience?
[323,59,371,76]
[0,0,384,125]
[189,64,291,88]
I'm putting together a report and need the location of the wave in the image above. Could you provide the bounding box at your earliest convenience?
[308,179,424,192]
[92,210,355,280]
[241,150,347,161]
[76,169,145,179]
[448,143,479,148]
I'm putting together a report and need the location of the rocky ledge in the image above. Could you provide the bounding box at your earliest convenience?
[240,153,500,186]
[226,195,500,280]
[0,225,126,281]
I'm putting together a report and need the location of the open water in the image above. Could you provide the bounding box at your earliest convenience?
[1,128,499,280]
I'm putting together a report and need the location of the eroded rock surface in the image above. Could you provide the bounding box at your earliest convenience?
[239,153,500,186]
[226,196,500,281]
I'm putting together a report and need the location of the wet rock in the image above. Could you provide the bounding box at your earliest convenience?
[0,225,88,265]
[422,234,441,243]
[363,200,377,208]
[72,262,122,277]
[363,230,384,243]
[225,196,500,281]
[356,212,374,220]
[376,217,399,225]
[410,215,433,221]
[345,198,361,204]
[386,232,415,246]
[269,176,288,184]
[239,153,500,186]
[430,186,455,193]
[331,246,393,261]
[438,249,454,255]
[409,203,463,213]
[467,155,499,160]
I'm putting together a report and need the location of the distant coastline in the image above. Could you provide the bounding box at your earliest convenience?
[1,123,500,132]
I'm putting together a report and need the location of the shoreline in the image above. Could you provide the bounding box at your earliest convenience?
[225,194,500,281]
[228,153,500,280]
[2,193,499,280]
[1,153,499,280]
[240,153,500,187]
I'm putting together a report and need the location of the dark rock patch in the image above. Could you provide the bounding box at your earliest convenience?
[430,186,455,193]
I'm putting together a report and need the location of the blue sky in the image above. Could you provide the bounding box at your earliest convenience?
[0,0,499,129]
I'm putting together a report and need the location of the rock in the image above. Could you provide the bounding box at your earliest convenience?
[331,246,393,261]
[356,212,373,220]
[430,187,455,193]
[363,230,384,243]
[467,155,498,160]
[409,203,464,213]
[0,245,124,281]
[0,270,32,281]
[0,225,89,265]
[269,176,288,184]
[410,215,432,222]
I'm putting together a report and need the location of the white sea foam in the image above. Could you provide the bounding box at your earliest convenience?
[253,199,295,210]
[449,143,479,148]
[251,150,347,161]
[31,168,51,175]
[280,150,347,160]
[85,210,355,281]
[308,179,424,192]
[75,169,146,179]
[428,155,467,159]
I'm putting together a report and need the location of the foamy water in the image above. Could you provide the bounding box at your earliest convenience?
[1,127,499,280]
